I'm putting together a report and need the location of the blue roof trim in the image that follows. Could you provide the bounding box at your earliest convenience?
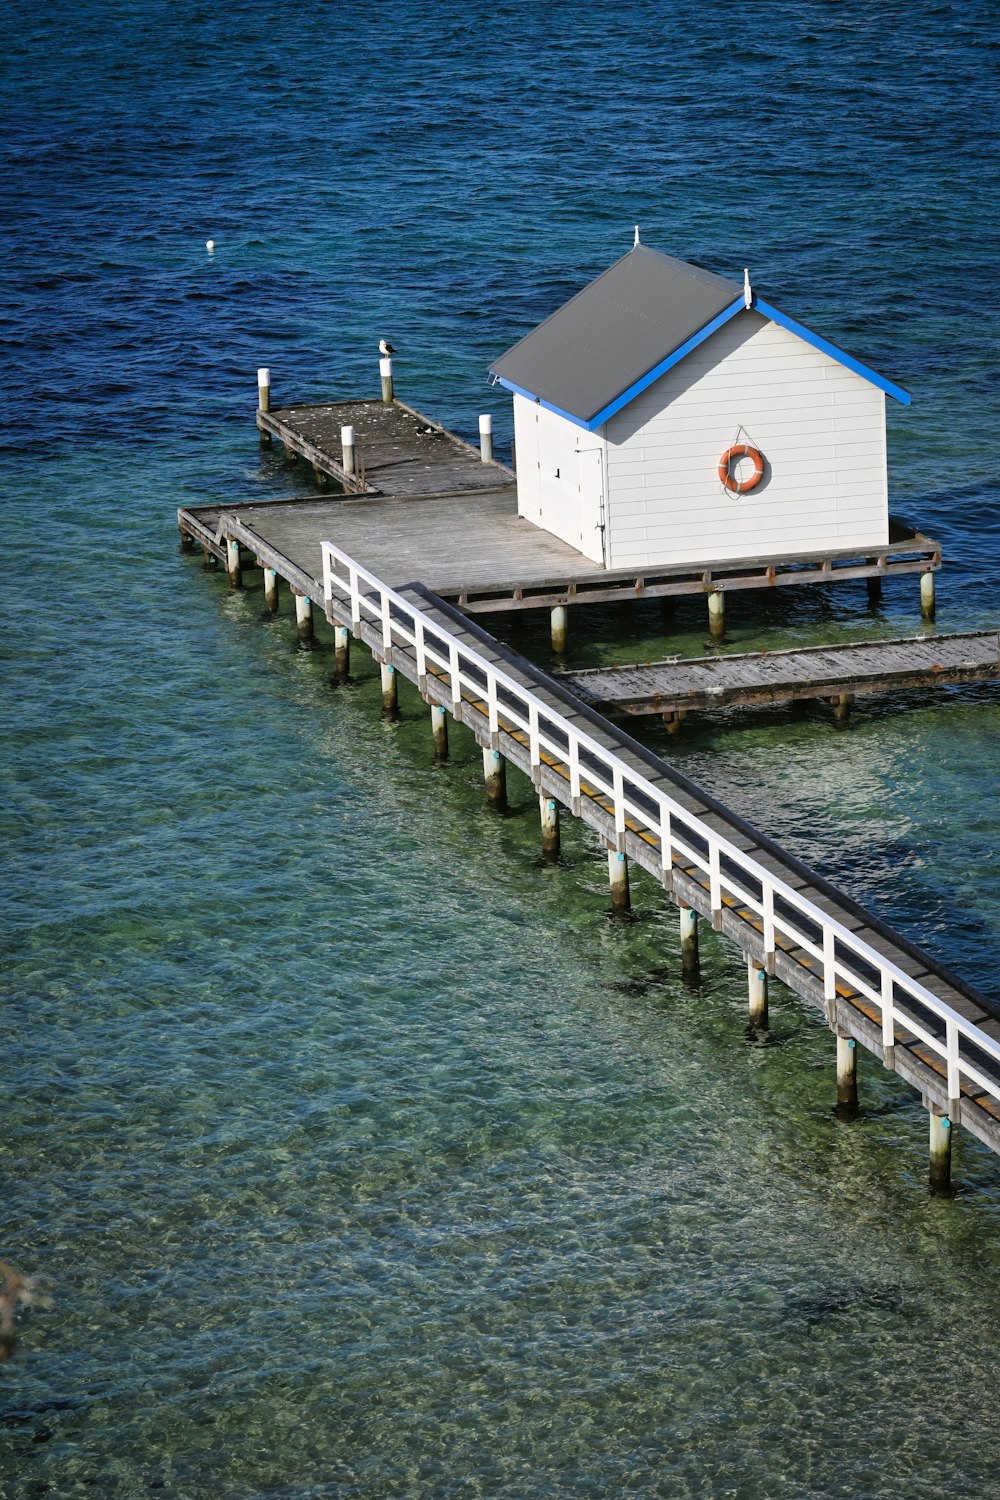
[754,298,911,406]
[584,296,747,429]
[496,293,911,423]
[494,376,593,431]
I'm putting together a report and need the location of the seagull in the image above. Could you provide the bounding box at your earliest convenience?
[379,338,396,357]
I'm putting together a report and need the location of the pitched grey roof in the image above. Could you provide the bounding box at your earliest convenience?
[490,245,742,424]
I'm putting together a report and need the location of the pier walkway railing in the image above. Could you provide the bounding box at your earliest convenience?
[322,539,1000,1137]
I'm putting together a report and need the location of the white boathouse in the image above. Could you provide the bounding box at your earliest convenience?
[489,243,910,571]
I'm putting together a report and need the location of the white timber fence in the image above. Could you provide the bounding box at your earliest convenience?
[322,539,1000,1118]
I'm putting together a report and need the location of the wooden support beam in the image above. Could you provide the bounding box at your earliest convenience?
[608,848,631,912]
[679,903,699,977]
[431,703,448,761]
[483,747,507,809]
[540,794,560,860]
[748,958,768,1029]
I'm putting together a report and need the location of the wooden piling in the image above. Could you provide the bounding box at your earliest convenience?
[257,367,271,443]
[380,356,394,404]
[201,542,217,571]
[540,794,560,859]
[334,624,350,681]
[483,747,507,809]
[179,528,195,552]
[380,662,398,714]
[608,848,631,911]
[431,703,448,760]
[679,903,699,976]
[341,424,356,478]
[836,1033,859,1117]
[707,589,725,639]
[929,1108,952,1194]
[866,572,882,604]
[294,592,313,645]
[479,414,494,464]
[263,565,279,613]
[832,692,853,727]
[921,570,936,622]
[226,537,242,590]
[551,604,568,655]
[747,958,768,1028]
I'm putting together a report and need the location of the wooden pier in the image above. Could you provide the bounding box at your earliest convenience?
[566,632,1000,721]
[172,387,1000,1195]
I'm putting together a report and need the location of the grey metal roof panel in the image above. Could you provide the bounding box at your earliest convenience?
[490,245,742,424]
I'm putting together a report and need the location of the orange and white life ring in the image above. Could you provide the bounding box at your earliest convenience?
[718,443,765,493]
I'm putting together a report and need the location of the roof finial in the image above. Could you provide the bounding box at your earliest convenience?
[743,268,752,308]
[634,224,640,247]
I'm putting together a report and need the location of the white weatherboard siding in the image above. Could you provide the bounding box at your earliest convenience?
[603,311,889,570]
[513,394,605,563]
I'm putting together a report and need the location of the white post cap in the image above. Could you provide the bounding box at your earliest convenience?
[340,424,355,445]
[379,356,393,377]
[257,367,270,385]
[478,413,493,434]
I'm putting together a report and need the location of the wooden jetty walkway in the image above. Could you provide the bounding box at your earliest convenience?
[172,385,1000,1195]
[192,387,944,645]
[566,632,1000,723]
[316,540,1000,1187]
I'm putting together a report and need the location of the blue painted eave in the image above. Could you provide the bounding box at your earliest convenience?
[494,293,911,424]
[754,298,911,406]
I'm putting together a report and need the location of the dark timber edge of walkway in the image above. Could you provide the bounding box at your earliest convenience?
[320,571,1000,1160]
[566,633,1000,716]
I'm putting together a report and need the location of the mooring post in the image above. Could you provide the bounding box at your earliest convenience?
[380,662,398,714]
[832,692,853,727]
[921,570,936,622]
[866,564,882,604]
[539,794,560,859]
[380,356,394,404]
[928,1107,952,1194]
[608,848,631,912]
[430,703,448,760]
[179,527,195,552]
[294,592,313,646]
[257,366,271,443]
[201,542,217,570]
[679,902,700,976]
[747,958,768,1028]
[707,589,725,639]
[836,1033,859,1116]
[483,747,507,809]
[479,413,494,464]
[551,604,568,654]
[226,537,242,590]
[333,624,350,681]
[341,424,356,479]
[263,565,279,613]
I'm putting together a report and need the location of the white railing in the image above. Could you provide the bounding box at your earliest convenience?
[322,539,1000,1117]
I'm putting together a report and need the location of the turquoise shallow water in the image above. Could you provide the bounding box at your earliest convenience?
[4,2,1000,1495]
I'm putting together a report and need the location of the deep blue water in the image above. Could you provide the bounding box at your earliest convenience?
[3,2,1000,1495]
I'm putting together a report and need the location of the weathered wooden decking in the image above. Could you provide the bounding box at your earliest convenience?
[316,549,1000,1158]
[258,397,515,497]
[566,633,1000,716]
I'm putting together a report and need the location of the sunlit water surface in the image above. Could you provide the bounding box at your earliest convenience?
[3,2,1000,1495]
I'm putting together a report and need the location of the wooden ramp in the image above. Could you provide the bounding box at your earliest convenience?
[566,633,1000,716]
[318,542,1000,1161]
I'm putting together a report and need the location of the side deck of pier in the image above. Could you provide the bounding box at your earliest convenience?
[566,633,1000,719]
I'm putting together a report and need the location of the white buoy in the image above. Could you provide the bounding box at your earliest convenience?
[206,239,215,254]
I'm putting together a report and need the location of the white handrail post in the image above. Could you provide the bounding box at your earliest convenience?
[449,642,462,706]
[613,765,626,849]
[569,737,581,809]
[946,1019,961,1106]
[415,618,427,687]
[659,797,673,886]
[349,563,361,628]
[763,882,776,974]
[709,841,722,928]
[487,672,499,742]
[381,589,392,650]
[322,544,332,603]
[529,702,540,773]
[823,926,837,1018]
[881,971,895,1068]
